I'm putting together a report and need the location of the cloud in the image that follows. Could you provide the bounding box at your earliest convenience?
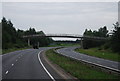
[2,2,118,40]
[2,0,120,2]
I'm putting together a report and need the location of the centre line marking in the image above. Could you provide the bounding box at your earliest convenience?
[38,51,55,81]
[5,71,9,74]
[12,64,14,66]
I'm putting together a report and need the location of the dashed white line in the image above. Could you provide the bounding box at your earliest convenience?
[5,71,9,74]
[38,51,55,81]
[16,59,18,61]
[12,64,14,66]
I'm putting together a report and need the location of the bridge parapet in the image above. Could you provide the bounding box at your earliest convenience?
[23,34,109,40]
[23,34,109,47]
[46,34,82,37]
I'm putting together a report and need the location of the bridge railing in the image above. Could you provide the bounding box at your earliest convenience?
[46,34,83,37]
[22,34,109,40]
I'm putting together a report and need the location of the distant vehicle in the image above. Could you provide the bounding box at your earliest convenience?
[33,44,38,49]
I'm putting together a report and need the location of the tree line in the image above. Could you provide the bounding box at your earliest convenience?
[1,17,53,49]
[83,22,120,53]
[1,17,120,53]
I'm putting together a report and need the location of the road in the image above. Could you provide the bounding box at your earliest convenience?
[2,46,119,80]
[57,46,120,72]
[2,47,62,80]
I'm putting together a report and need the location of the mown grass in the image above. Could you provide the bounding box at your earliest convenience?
[48,43,80,47]
[2,47,30,54]
[46,49,119,81]
[75,48,120,62]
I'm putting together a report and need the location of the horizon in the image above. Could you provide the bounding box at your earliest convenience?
[1,2,118,40]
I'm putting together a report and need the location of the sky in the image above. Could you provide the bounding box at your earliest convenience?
[1,1,118,40]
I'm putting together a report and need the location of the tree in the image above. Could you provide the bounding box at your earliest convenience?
[2,17,53,49]
[98,26,108,37]
[84,29,93,36]
[83,26,108,49]
[111,22,120,53]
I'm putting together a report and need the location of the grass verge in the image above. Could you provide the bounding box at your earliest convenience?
[75,48,120,62]
[48,43,80,47]
[2,47,30,54]
[46,49,119,81]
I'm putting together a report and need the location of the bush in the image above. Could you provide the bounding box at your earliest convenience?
[83,38,106,49]
[111,22,120,53]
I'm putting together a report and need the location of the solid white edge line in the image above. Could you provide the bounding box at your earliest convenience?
[38,51,55,81]
[67,55,120,72]
[56,49,120,72]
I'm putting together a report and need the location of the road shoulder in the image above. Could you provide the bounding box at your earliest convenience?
[41,50,78,80]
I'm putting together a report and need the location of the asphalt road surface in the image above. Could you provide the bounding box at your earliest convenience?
[57,46,120,71]
[2,46,119,80]
[2,47,62,80]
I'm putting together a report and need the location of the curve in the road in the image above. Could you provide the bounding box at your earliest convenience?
[38,50,55,81]
[56,46,120,72]
[2,47,62,80]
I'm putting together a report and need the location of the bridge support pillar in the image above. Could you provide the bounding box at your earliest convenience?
[81,38,83,49]
[38,42,39,48]
[28,38,30,47]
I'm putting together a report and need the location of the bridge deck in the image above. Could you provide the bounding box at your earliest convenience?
[23,34,109,40]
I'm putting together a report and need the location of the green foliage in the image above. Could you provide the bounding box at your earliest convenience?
[84,29,93,36]
[83,26,108,49]
[2,17,53,50]
[46,49,119,80]
[83,38,106,49]
[75,48,120,62]
[2,17,22,49]
[2,47,30,54]
[111,22,120,53]
[98,26,109,37]
[83,22,120,53]
[84,26,108,37]
[26,30,53,47]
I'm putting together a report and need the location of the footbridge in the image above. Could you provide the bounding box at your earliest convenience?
[23,34,108,40]
[23,34,109,48]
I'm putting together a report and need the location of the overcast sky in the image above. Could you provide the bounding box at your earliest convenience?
[1,2,118,40]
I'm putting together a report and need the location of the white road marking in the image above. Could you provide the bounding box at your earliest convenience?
[16,59,18,61]
[38,51,55,81]
[5,71,9,74]
[56,50,60,54]
[56,48,120,72]
[64,55,120,72]
[12,64,14,66]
